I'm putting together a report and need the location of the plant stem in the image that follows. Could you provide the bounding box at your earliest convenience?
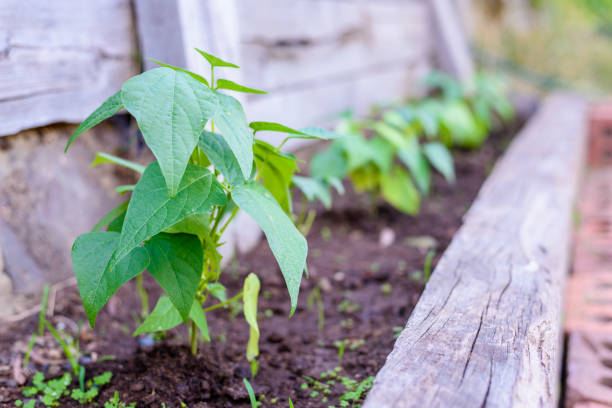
[296,195,308,227]
[44,321,79,375]
[136,274,149,318]
[210,204,228,236]
[38,284,50,336]
[190,319,198,355]
[203,291,243,313]
[218,206,240,235]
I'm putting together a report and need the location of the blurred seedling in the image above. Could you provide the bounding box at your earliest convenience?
[25,285,83,378]
[340,318,354,329]
[423,249,435,283]
[321,226,332,241]
[337,299,361,314]
[243,378,262,408]
[17,370,112,407]
[392,326,403,339]
[380,283,392,296]
[104,391,136,408]
[307,285,325,332]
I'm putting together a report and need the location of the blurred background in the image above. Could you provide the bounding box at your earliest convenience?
[0,0,610,312]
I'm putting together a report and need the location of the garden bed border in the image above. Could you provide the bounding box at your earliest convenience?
[364,93,588,408]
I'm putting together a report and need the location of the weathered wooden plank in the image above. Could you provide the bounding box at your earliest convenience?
[363,93,587,408]
[0,0,137,137]
[133,0,186,71]
[245,59,431,149]
[431,0,475,83]
[238,0,431,91]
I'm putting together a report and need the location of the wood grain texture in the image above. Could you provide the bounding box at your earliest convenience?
[0,0,137,137]
[238,0,431,91]
[363,94,587,408]
[431,0,475,82]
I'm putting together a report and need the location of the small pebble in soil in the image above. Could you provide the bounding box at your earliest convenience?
[130,382,144,392]
[379,227,396,247]
[138,335,155,347]
[318,277,332,292]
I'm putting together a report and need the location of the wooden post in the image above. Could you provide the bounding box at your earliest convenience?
[430,0,475,84]
[363,94,587,407]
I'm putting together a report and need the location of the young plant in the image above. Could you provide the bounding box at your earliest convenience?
[104,391,136,408]
[65,49,341,357]
[18,371,112,407]
[310,71,513,215]
[25,284,83,379]
[310,107,456,215]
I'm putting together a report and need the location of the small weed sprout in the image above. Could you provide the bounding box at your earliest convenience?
[243,378,262,408]
[307,285,325,332]
[423,249,436,283]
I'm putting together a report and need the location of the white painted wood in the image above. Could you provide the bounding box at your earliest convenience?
[363,94,587,407]
[133,0,187,71]
[0,0,138,137]
[247,59,431,149]
[431,0,475,83]
[237,0,431,91]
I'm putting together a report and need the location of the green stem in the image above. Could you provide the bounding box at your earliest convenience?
[136,274,149,318]
[38,284,50,336]
[44,321,79,376]
[210,204,228,236]
[296,195,308,227]
[203,291,243,313]
[218,206,239,235]
[277,137,290,151]
[190,319,198,355]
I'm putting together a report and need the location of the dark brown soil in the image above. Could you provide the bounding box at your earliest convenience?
[0,122,520,408]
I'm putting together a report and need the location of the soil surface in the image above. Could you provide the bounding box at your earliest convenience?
[0,122,520,408]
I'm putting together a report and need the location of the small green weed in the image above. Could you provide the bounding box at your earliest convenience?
[104,391,136,408]
[18,371,112,407]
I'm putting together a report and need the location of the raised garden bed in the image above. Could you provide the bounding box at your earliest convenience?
[364,93,587,408]
[0,111,524,406]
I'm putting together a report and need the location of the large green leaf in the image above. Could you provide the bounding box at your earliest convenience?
[423,142,456,183]
[121,67,219,197]
[72,231,150,326]
[198,130,245,185]
[195,48,239,68]
[90,152,145,174]
[253,140,298,214]
[145,233,203,322]
[65,91,123,152]
[216,79,266,94]
[340,134,376,171]
[249,121,306,136]
[243,273,260,361]
[232,182,307,315]
[296,127,345,140]
[112,162,226,268]
[134,296,209,340]
[292,176,332,209]
[212,92,253,179]
[368,137,395,174]
[372,122,408,150]
[414,101,441,138]
[310,142,348,180]
[397,136,431,194]
[380,166,420,215]
[440,100,487,149]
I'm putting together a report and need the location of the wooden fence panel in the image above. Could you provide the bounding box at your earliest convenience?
[0,0,137,137]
